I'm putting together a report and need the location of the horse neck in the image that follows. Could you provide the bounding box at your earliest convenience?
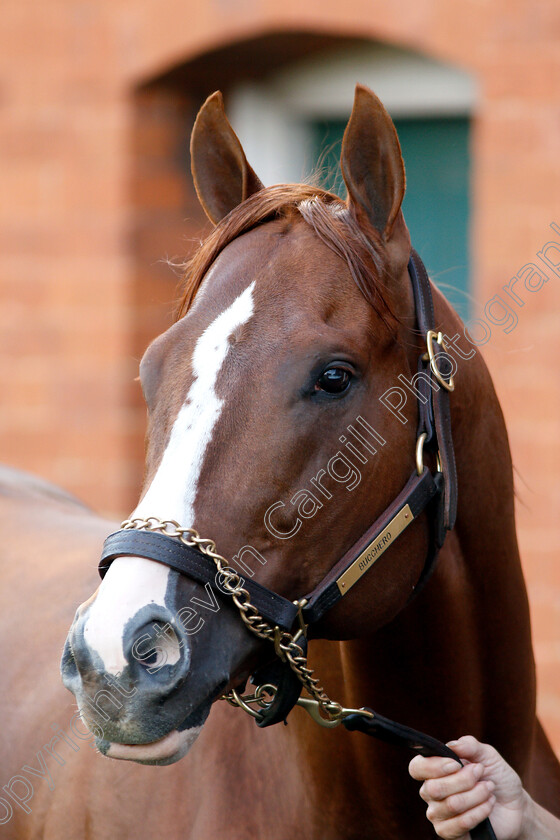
[317,303,536,770]
[208,303,538,834]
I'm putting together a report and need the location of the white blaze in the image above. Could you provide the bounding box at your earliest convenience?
[83,283,256,675]
[133,281,256,524]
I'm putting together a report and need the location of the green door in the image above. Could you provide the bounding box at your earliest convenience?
[311,117,471,320]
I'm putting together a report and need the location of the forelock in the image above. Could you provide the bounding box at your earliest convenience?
[177,185,394,323]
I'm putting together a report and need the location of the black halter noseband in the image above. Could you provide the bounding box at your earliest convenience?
[99,250,495,840]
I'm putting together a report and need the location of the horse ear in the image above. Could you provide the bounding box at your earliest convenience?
[341,85,406,241]
[190,91,264,225]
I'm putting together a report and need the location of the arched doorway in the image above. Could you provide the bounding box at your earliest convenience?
[228,42,475,319]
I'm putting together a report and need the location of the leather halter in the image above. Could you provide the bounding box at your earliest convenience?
[99,250,497,840]
[100,250,457,628]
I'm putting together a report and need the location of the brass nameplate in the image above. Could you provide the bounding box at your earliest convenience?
[336,504,413,595]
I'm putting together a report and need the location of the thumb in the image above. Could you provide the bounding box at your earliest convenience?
[448,736,506,777]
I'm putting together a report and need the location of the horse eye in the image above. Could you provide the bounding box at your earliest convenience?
[315,366,352,395]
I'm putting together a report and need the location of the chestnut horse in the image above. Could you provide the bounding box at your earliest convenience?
[2,85,560,839]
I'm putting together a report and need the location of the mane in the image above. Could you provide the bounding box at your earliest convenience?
[177,184,394,323]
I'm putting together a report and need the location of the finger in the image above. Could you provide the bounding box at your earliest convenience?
[420,763,483,802]
[426,780,494,822]
[409,755,461,782]
[430,795,495,840]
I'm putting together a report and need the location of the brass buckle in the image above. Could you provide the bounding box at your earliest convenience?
[416,432,442,476]
[296,697,375,728]
[224,684,278,721]
[273,599,308,659]
[292,598,308,644]
[422,330,455,392]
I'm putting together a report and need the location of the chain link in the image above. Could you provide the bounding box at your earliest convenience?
[121,517,343,720]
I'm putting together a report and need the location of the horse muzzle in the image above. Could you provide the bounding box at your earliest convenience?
[60,595,208,756]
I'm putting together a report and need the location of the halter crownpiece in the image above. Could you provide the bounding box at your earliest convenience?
[98,251,496,840]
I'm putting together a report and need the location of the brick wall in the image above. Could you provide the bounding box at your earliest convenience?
[1,0,559,751]
[129,85,207,493]
[0,1,133,511]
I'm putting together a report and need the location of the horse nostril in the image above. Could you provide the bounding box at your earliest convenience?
[130,621,185,675]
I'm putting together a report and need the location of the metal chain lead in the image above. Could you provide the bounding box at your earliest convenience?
[121,516,343,720]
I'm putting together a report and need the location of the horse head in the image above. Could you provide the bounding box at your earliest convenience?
[62,85,447,765]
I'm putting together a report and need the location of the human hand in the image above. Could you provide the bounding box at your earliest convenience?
[409,735,529,839]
